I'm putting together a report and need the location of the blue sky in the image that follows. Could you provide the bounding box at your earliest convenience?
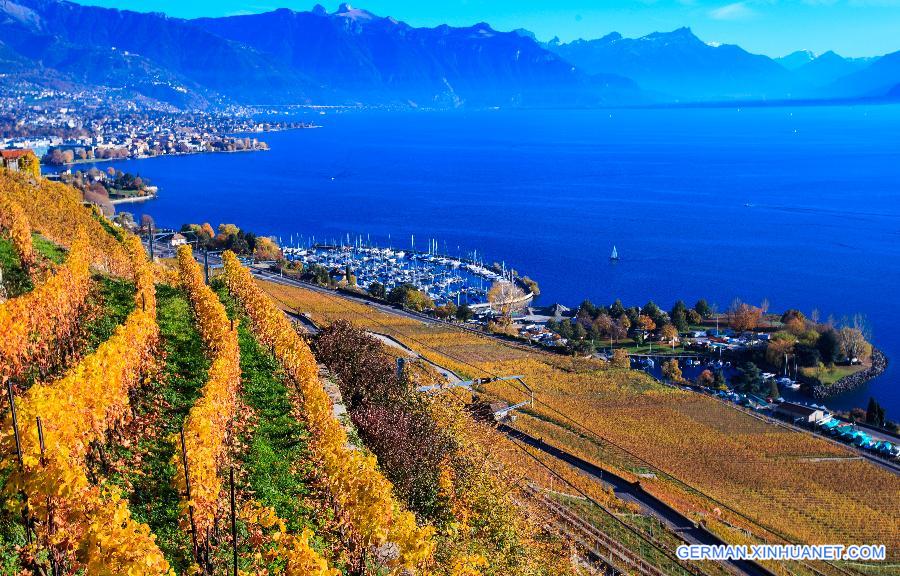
[78,0,900,58]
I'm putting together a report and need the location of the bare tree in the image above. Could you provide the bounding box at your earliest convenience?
[487,280,525,321]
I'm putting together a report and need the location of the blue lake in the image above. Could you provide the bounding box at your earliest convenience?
[74,106,900,415]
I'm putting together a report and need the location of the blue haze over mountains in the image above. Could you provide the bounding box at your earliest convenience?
[1,0,900,108]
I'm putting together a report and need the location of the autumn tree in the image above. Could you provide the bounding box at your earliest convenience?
[637,314,656,333]
[140,213,155,232]
[662,359,683,382]
[766,332,797,369]
[661,324,679,345]
[697,369,715,388]
[592,313,614,340]
[433,302,458,320]
[253,236,282,261]
[838,326,871,363]
[728,300,762,332]
[612,316,630,343]
[611,348,630,369]
[488,280,525,320]
[520,276,540,296]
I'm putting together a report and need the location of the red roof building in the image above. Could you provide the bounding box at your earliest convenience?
[1,149,40,177]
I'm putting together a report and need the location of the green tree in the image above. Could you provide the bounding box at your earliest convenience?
[866,397,886,428]
[388,284,434,312]
[713,370,727,390]
[573,323,588,341]
[732,362,764,393]
[455,304,474,322]
[345,264,356,286]
[670,300,689,331]
[368,281,386,299]
[817,328,841,366]
[302,264,330,286]
[642,301,663,325]
[609,299,626,318]
[694,299,712,319]
[579,299,598,318]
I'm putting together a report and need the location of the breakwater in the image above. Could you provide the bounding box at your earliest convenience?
[809,349,888,399]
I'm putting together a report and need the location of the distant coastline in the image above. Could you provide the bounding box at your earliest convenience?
[46,145,273,170]
[110,194,156,205]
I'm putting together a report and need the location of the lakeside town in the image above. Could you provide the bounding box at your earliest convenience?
[0,85,315,165]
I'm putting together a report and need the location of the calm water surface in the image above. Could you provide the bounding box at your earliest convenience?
[76,106,900,414]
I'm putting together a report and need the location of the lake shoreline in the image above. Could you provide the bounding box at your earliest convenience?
[809,349,889,400]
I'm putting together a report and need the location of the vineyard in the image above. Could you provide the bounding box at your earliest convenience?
[258,281,900,573]
[0,171,586,575]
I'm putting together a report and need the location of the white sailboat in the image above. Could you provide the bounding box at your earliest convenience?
[610,245,619,260]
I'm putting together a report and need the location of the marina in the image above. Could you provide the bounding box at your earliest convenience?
[282,236,524,307]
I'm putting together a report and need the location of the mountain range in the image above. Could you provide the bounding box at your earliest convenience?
[1,0,899,109]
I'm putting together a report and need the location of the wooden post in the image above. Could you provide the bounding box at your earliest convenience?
[36,417,45,464]
[36,417,59,576]
[230,466,238,576]
[7,381,31,545]
[149,225,154,261]
[180,427,199,562]
[6,381,22,469]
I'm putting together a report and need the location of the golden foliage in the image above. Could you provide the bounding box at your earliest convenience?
[240,502,339,576]
[0,193,34,267]
[0,231,92,383]
[173,245,242,540]
[0,170,130,276]
[222,252,435,570]
[0,234,172,574]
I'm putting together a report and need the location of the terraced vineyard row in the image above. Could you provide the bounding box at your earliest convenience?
[222,252,435,571]
[0,232,92,384]
[1,235,172,575]
[0,171,131,276]
[0,194,34,269]
[175,246,243,567]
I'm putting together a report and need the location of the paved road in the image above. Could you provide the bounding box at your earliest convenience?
[367,332,464,385]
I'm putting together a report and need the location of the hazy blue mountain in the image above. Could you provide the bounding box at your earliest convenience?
[546,28,791,101]
[0,0,317,106]
[0,0,896,108]
[776,50,816,70]
[191,4,641,107]
[0,0,641,108]
[826,51,900,99]
[789,51,871,94]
